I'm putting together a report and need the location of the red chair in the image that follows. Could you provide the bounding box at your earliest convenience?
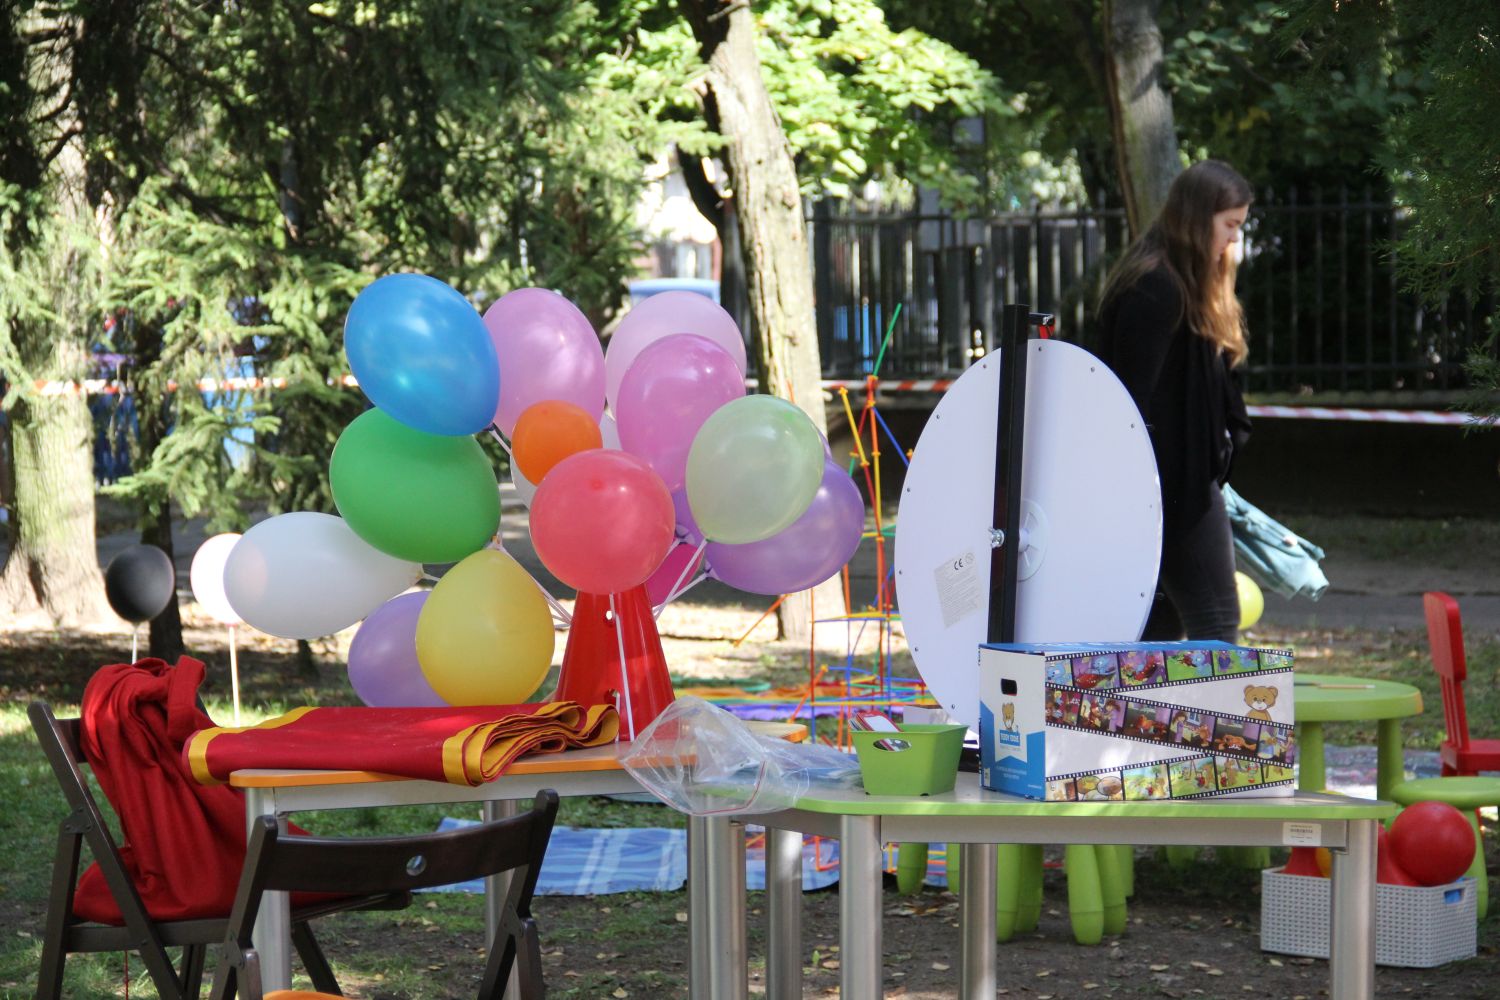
[1424,591,1500,775]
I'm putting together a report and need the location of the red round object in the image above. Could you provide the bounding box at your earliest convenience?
[1389,801,1476,886]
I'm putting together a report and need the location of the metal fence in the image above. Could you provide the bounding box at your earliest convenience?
[808,190,1496,401]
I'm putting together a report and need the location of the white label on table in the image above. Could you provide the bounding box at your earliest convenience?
[934,551,983,628]
[1282,822,1323,846]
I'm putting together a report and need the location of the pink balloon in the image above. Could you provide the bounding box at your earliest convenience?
[605,292,746,412]
[645,541,706,606]
[347,591,447,707]
[530,449,676,595]
[483,288,604,435]
[615,334,746,492]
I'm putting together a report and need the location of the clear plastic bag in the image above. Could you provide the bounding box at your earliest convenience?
[620,696,860,815]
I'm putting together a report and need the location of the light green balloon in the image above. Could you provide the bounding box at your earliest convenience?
[685,396,823,544]
[331,408,500,563]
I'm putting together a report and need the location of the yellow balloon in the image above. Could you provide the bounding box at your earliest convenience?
[416,549,555,705]
[1236,571,1264,630]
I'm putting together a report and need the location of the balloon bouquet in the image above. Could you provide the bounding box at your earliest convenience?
[214,276,866,741]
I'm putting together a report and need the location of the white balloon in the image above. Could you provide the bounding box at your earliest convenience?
[224,512,422,639]
[189,532,243,624]
[510,461,538,507]
[599,411,622,450]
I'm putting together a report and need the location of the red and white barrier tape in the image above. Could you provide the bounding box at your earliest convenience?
[17,375,1486,426]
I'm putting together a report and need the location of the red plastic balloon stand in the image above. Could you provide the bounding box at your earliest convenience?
[1281,846,1324,878]
[554,585,675,741]
[1375,825,1420,886]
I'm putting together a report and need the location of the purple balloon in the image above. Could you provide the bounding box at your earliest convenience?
[347,591,447,707]
[615,334,746,492]
[605,292,746,412]
[483,288,604,436]
[672,489,703,545]
[705,462,866,596]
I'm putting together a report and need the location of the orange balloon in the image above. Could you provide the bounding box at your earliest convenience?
[1314,847,1332,877]
[512,400,603,483]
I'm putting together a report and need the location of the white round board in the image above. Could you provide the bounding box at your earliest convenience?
[894,339,1162,729]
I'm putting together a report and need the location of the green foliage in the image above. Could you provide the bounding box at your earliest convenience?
[43,1,666,524]
[1282,2,1499,406]
[626,1,1003,206]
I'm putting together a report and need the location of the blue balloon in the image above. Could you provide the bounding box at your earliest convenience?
[344,274,500,436]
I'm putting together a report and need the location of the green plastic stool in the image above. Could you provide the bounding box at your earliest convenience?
[1389,775,1500,920]
[947,842,1131,944]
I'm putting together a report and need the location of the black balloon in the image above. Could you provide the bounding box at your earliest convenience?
[104,544,176,623]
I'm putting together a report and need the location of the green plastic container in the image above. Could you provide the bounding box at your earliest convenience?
[851,723,967,796]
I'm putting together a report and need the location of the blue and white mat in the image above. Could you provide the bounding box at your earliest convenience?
[429,818,841,896]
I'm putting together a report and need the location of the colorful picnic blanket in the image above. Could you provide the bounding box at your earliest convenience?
[186,702,618,787]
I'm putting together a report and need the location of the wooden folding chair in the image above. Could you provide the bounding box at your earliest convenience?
[211,790,559,1000]
[29,701,407,1000]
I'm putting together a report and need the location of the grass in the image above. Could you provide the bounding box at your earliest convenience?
[4,505,1499,996]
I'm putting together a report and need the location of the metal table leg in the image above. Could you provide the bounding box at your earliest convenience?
[840,815,883,999]
[766,827,803,1000]
[1330,819,1377,1000]
[958,843,996,999]
[246,788,292,992]
[694,815,748,999]
[483,799,520,1000]
[688,817,709,995]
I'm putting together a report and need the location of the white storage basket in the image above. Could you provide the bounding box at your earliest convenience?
[1260,867,1476,968]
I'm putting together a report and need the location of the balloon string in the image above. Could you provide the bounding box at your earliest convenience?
[130,627,138,663]
[487,426,513,456]
[536,584,573,628]
[654,571,709,620]
[610,593,636,741]
[653,539,709,618]
[228,624,242,727]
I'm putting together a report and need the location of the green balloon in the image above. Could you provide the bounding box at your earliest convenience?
[685,395,823,544]
[331,408,500,563]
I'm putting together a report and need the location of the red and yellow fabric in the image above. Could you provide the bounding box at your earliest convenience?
[186,702,619,787]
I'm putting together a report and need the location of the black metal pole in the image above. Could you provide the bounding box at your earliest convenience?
[988,303,1032,645]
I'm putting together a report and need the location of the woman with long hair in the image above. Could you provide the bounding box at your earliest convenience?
[1097,160,1254,643]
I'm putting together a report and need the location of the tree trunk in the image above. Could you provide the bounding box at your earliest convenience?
[0,356,113,626]
[142,500,184,661]
[1103,0,1181,237]
[0,15,112,627]
[682,1,839,642]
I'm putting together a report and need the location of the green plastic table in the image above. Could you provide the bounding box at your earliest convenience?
[1294,673,1424,799]
[701,774,1394,1000]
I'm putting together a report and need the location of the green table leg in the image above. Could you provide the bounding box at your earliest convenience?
[1297,721,1326,793]
[1115,845,1134,898]
[896,842,928,895]
[1376,718,1405,802]
[1064,844,1104,945]
[1464,811,1489,921]
[1016,844,1044,932]
[1164,845,1200,869]
[1096,845,1127,936]
[994,844,1024,942]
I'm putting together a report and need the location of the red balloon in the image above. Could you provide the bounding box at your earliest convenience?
[530,449,675,594]
[1389,800,1476,886]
